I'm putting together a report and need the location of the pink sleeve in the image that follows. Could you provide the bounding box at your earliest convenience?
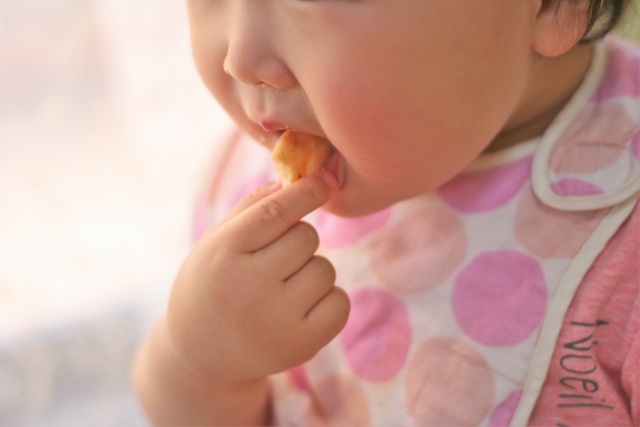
[529,201,640,426]
[622,289,640,423]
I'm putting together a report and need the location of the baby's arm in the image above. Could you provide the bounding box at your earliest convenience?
[133,316,272,425]
[132,171,349,426]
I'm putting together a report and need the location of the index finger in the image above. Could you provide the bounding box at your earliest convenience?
[226,170,337,252]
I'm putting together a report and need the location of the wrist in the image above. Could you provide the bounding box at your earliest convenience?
[133,317,272,426]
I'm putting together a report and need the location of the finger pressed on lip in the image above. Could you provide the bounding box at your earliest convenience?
[319,169,338,190]
[322,150,344,189]
[228,173,335,253]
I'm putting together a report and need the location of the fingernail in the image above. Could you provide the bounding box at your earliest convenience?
[320,169,338,190]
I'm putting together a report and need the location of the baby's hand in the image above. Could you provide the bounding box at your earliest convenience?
[165,171,350,386]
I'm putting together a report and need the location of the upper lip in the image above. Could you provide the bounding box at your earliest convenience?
[256,119,288,132]
[250,115,327,140]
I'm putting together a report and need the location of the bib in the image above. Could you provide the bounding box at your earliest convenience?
[194,36,640,427]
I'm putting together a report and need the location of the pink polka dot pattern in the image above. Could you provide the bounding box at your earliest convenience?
[230,174,274,208]
[437,156,532,213]
[488,389,523,427]
[307,374,371,427]
[317,208,392,249]
[551,178,604,196]
[452,250,547,347]
[405,337,495,426]
[550,102,637,175]
[593,47,640,102]
[515,185,609,259]
[288,365,312,393]
[203,42,640,427]
[369,206,467,294]
[340,287,412,383]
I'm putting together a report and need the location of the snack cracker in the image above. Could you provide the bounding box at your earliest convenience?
[271,130,333,187]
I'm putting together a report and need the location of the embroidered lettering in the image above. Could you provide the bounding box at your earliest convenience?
[559,394,592,399]
[556,319,613,420]
[558,403,614,410]
[559,377,599,393]
[563,334,596,351]
[569,320,609,327]
[560,354,597,374]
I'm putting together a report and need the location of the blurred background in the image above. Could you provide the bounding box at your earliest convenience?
[0,0,638,426]
[0,0,231,425]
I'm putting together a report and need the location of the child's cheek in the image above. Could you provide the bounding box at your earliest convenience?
[311,68,401,168]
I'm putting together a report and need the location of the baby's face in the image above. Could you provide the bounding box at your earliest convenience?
[187,0,537,217]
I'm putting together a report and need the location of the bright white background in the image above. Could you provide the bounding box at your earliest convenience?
[0,0,231,338]
[0,0,231,425]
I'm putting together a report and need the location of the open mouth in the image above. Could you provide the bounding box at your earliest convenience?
[269,129,344,185]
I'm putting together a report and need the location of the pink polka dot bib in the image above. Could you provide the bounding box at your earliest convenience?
[194,37,640,427]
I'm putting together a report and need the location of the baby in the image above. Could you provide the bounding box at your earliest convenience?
[133,0,639,426]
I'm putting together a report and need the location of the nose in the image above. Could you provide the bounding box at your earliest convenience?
[223,1,298,89]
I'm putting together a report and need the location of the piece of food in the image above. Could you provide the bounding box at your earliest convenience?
[271,130,333,187]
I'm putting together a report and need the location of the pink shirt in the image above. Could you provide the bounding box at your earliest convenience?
[528,202,639,426]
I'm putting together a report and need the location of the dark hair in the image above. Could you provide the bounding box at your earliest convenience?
[574,0,633,41]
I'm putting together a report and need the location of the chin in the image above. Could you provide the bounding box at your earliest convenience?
[321,188,394,218]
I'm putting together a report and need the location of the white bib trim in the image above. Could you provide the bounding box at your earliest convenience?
[532,42,640,211]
